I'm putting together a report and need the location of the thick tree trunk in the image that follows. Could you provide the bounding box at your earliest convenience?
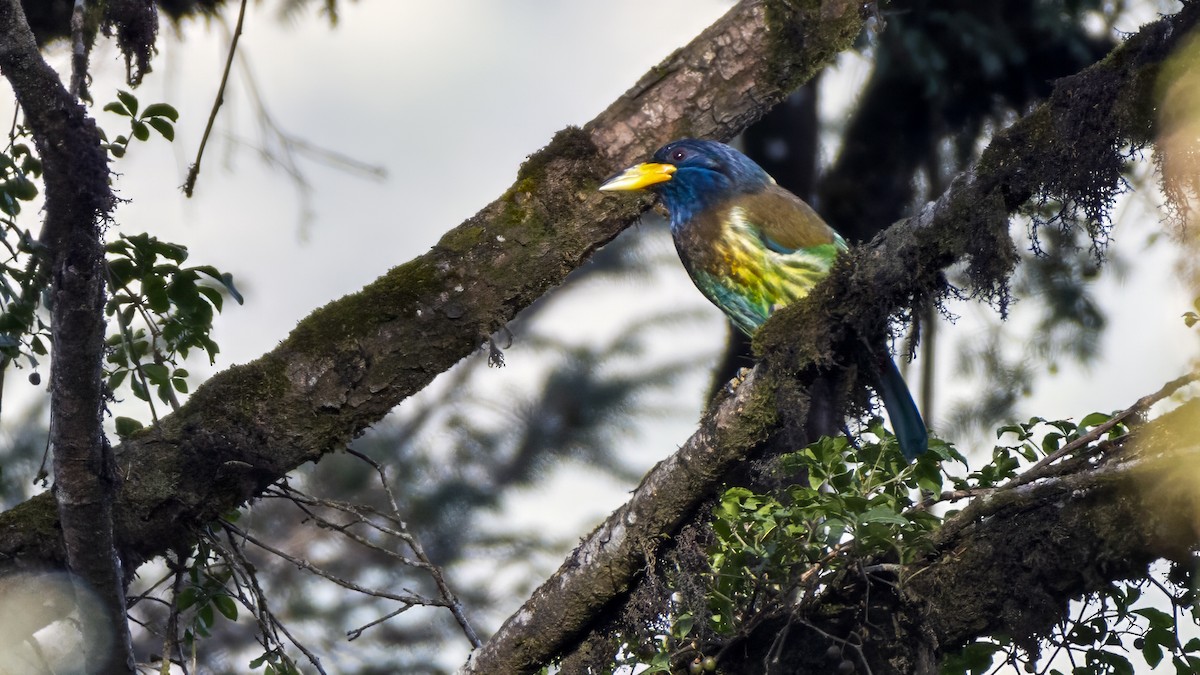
[0,2,132,672]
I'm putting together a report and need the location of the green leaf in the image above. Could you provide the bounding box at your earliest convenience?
[1079,411,1112,428]
[103,101,130,117]
[153,239,189,262]
[114,416,143,438]
[1144,640,1164,668]
[197,285,224,312]
[107,369,128,390]
[0,191,19,216]
[145,276,169,312]
[116,90,139,117]
[8,176,37,200]
[193,266,244,305]
[1088,648,1133,675]
[177,586,198,611]
[858,506,909,526]
[197,602,214,628]
[142,102,180,121]
[130,120,150,142]
[141,363,170,384]
[674,613,693,638]
[1041,432,1063,456]
[1134,607,1174,630]
[130,376,148,401]
[146,117,175,141]
[948,641,1002,675]
[213,594,238,621]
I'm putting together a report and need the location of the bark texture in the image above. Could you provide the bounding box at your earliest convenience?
[0,1,131,672]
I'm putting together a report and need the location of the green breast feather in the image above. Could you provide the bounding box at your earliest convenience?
[695,194,846,336]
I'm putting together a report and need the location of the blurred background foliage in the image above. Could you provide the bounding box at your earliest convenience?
[0,0,1189,672]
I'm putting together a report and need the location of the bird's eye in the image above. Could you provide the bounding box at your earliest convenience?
[671,149,687,162]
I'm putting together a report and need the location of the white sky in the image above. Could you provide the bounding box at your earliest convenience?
[0,1,1196,672]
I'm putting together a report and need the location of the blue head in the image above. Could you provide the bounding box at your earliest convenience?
[599,139,774,228]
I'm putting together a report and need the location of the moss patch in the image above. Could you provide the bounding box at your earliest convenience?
[764,0,864,93]
[281,256,442,353]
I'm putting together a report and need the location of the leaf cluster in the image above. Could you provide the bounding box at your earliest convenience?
[100,90,179,157]
[175,539,241,647]
[0,126,45,370]
[948,573,1200,675]
[0,88,244,428]
[104,232,242,418]
[626,430,961,674]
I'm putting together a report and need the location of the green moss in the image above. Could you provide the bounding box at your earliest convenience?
[437,225,485,255]
[0,494,66,566]
[180,358,290,425]
[764,0,864,93]
[719,375,781,451]
[516,126,598,183]
[1,493,61,532]
[281,256,441,353]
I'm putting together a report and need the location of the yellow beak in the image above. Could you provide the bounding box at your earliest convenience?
[598,162,677,191]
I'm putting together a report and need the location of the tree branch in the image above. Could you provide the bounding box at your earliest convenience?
[0,0,131,672]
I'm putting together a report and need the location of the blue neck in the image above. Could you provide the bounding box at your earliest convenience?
[659,167,734,232]
[658,149,773,232]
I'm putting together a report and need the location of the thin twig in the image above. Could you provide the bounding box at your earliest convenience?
[213,528,325,675]
[346,447,483,648]
[263,487,425,567]
[1008,370,1199,489]
[69,0,89,101]
[183,0,248,197]
[222,519,436,606]
[161,554,187,675]
[346,605,413,641]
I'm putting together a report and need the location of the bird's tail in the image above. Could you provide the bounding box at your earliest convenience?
[875,354,928,462]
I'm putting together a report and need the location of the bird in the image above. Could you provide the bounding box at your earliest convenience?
[598,138,928,462]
